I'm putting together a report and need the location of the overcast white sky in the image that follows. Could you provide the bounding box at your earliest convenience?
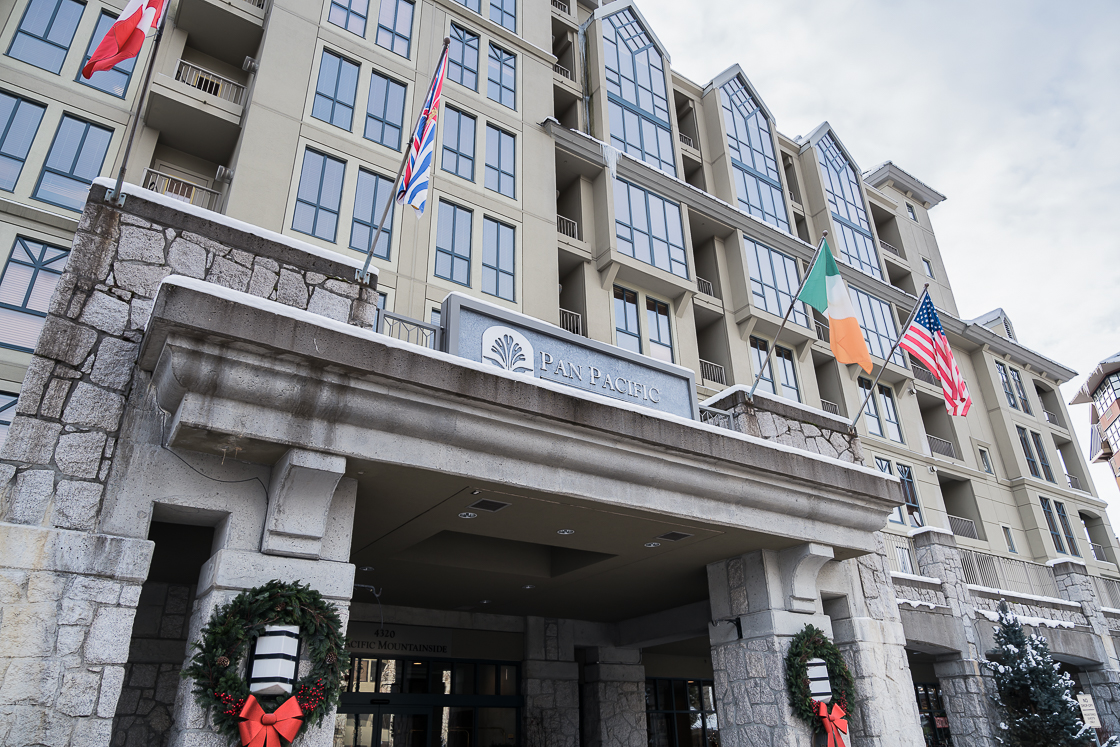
[632,0,1120,524]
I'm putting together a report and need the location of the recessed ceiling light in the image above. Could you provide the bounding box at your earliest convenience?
[459,512,478,519]
[522,584,536,590]
[359,566,375,572]
[557,529,575,535]
[471,490,481,495]
[480,599,491,604]
[644,542,661,548]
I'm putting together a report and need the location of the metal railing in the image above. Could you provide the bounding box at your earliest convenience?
[879,239,903,258]
[1067,474,1084,491]
[820,399,840,416]
[959,548,1059,598]
[814,320,829,342]
[557,214,579,240]
[948,514,979,540]
[883,533,917,575]
[552,63,572,80]
[1044,409,1065,428]
[376,309,440,350]
[696,276,717,298]
[142,169,221,211]
[1091,543,1109,563]
[551,0,569,12]
[699,406,732,430]
[912,364,940,387]
[240,0,268,9]
[1094,575,1120,608]
[700,359,725,386]
[559,308,582,336]
[927,434,958,459]
[175,60,246,105]
[678,132,695,149]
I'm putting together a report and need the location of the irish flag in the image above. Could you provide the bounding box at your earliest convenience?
[81,0,164,79]
[797,241,873,373]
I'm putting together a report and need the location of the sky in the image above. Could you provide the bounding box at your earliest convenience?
[631,0,1120,523]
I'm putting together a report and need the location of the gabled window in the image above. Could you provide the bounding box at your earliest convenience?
[859,377,883,437]
[0,92,46,191]
[747,238,808,328]
[350,168,394,258]
[435,200,472,286]
[0,236,69,352]
[7,0,84,74]
[375,0,413,58]
[1031,431,1055,482]
[292,149,344,242]
[646,297,672,363]
[365,71,406,150]
[78,12,136,97]
[328,0,368,36]
[448,24,479,91]
[313,50,359,130]
[613,179,687,279]
[490,0,515,32]
[34,114,111,211]
[879,384,903,443]
[719,77,788,232]
[816,132,880,279]
[850,287,906,366]
[481,217,514,301]
[1040,497,1065,554]
[995,361,1017,409]
[1017,425,1040,479]
[614,286,640,354]
[1009,368,1032,414]
[486,44,515,110]
[484,125,514,198]
[441,107,475,181]
[0,390,15,450]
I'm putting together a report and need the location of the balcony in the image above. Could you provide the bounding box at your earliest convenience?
[551,0,569,13]
[678,132,695,149]
[820,399,840,416]
[557,214,579,240]
[696,276,718,299]
[879,239,904,259]
[1092,543,1109,563]
[559,308,582,336]
[1044,409,1066,429]
[175,0,266,72]
[699,406,731,430]
[787,189,803,209]
[148,58,245,164]
[553,63,573,81]
[815,320,830,343]
[143,169,222,211]
[1095,576,1120,607]
[176,60,246,105]
[927,434,958,459]
[959,548,1059,598]
[912,364,940,387]
[1067,474,1084,491]
[883,533,917,575]
[699,359,725,387]
[947,514,979,540]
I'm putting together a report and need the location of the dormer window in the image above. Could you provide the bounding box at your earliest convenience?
[816,132,881,280]
[719,77,788,232]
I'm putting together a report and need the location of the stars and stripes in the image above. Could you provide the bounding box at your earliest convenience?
[396,44,449,215]
[81,0,165,80]
[900,291,973,416]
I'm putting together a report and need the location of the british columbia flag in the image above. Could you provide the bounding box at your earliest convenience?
[899,291,973,416]
[396,45,449,215]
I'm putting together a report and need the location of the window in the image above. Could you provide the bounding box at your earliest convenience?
[350,168,394,258]
[877,458,905,524]
[850,287,905,366]
[747,238,808,328]
[0,92,45,191]
[645,678,719,747]
[78,12,136,97]
[448,24,479,91]
[375,0,413,57]
[859,377,883,437]
[816,132,880,279]
[435,200,472,286]
[452,0,481,12]
[484,125,514,198]
[441,107,475,180]
[0,236,69,352]
[1092,372,1120,414]
[1055,501,1080,557]
[429,308,441,325]
[292,149,344,242]
[489,0,515,32]
[0,390,15,451]
[487,44,515,110]
[995,362,1017,409]
[879,384,903,443]
[613,180,688,279]
[720,77,788,232]
[750,337,775,395]
[7,0,84,74]
[481,217,514,301]
[1009,368,1032,414]
[1017,425,1040,479]
[614,286,640,354]
[646,298,672,362]
[979,448,994,475]
[1031,431,1055,482]
[775,346,800,402]
[313,50,359,130]
[897,464,923,527]
[34,114,111,211]
[906,203,917,221]
[365,71,406,150]
[921,258,934,278]
[1040,497,1065,554]
[329,0,367,36]
[602,9,674,176]
[1002,526,1017,554]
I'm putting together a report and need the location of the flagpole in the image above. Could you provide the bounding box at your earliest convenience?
[747,230,828,400]
[357,37,449,285]
[849,283,930,430]
[106,25,164,207]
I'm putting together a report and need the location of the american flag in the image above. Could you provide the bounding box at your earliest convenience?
[899,291,973,416]
[396,45,449,215]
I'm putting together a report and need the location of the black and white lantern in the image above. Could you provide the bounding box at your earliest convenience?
[806,658,833,701]
[248,625,301,696]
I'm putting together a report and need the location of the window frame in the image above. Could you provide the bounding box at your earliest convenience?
[775,345,800,402]
[327,0,368,37]
[613,179,689,279]
[484,124,515,199]
[906,203,917,221]
[349,167,394,259]
[747,238,808,328]
[995,361,1018,409]
[1002,525,1017,554]
[850,287,906,366]
[434,199,472,287]
[448,23,479,91]
[859,377,883,438]
[1040,496,1066,554]
[1054,500,1080,557]
[481,216,514,301]
[750,336,775,396]
[1009,368,1032,414]
[897,463,923,527]
[486,43,516,110]
[440,106,476,182]
[33,113,112,212]
[0,236,69,352]
[291,148,345,243]
[375,0,414,58]
[1017,425,1040,479]
[979,447,994,475]
[921,258,934,278]
[877,457,905,524]
[646,296,672,363]
[312,49,360,131]
[1030,431,1055,482]
[0,91,46,192]
[76,11,137,98]
[816,132,880,279]
[489,0,515,32]
[7,0,85,75]
[878,384,903,443]
[364,69,406,150]
[613,285,641,354]
[719,77,788,232]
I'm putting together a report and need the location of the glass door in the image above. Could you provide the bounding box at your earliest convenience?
[336,706,430,747]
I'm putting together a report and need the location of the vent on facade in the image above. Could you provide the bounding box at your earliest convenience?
[469,498,511,513]
[656,531,692,542]
[1003,318,1015,341]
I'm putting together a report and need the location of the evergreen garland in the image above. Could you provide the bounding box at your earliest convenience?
[784,624,856,733]
[181,579,350,742]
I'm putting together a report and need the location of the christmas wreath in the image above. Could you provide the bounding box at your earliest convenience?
[785,624,856,742]
[181,579,349,744]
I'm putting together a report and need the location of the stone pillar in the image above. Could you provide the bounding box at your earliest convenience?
[581,647,646,747]
[523,617,579,747]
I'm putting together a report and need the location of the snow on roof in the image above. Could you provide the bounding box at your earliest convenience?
[1071,351,1120,405]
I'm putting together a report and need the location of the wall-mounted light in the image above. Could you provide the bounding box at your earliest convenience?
[249,625,300,696]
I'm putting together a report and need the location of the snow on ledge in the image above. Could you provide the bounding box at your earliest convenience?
[1101,607,1120,615]
[700,386,853,427]
[891,572,943,585]
[974,608,1075,630]
[1046,557,1087,567]
[92,178,374,276]
[908,525,953,537]
[896,599,940,611]
[965,584,1082,608]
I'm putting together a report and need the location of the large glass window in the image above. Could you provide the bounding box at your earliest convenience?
[365,70,406,150]
[749,336,774,395]
[1040,497,1066,554]
[995,361,1017,409]
[1092,372,1120,414]
[435,200,471,286]
[34,114,111,211]
[1054,501,1080,557]
[614,285,640,354]
[484,125,514,198]
[1031,431,1055,483]
[328,0,367,35]
[78,12,136,97]
[0,92,45,191]
[602,9,675,176]
[879,384,903,443]
[859,377,883,437]
[898,464,923,526]
[878,458,904,524]
[747,238,808,327]
[1017,425,1040,479]
[7,0,84,74]
[350,168,393,259]
[850,287,905,366]
[645,678,719,747]
[816,132,880,279]
[487,44,515,110]
[720,77,788,232]
[313,50,359,130]
[776,346,800,403]
[448,24,479,91]
[441,107,475,181]
[292,148,344,242]
[0,390,15,451]
[646,297,672,363]
[1009,368,1032,414]
[481,217,514,301]
[613,180,688,279]
[375,0,413,58]
[0,236,68,352]
[489,0,515,32]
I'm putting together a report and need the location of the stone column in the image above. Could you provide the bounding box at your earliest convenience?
[581,647,646,747]
[523,617,580,747]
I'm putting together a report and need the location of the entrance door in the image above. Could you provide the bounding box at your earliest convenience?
[337,707,430,747]
[914,683,952,746]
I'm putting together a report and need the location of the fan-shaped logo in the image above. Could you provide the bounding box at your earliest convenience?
[482,326,535,376]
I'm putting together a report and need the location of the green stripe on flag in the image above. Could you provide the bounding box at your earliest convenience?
[797,240,838,315]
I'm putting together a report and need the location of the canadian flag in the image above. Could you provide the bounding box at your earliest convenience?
[81,0,165,79]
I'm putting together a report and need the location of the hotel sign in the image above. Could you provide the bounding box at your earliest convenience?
[441,293,698,420]
[345,622,454,656]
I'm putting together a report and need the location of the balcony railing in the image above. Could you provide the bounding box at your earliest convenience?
[552,63,572,81]
[959,548,1059,598]
[143,169,221,211]
[376,309,440,350]
[699,406,732,430]
[1094,575,1120,608]
[240,0,268,9]
[820,399,840,416]
[1091,543,1109,563]
[883,533,917,575]
[948,514,979,540]
[559,308,582,336]
[551,0,569,12]
[1067,474,1084,491]
[678,132,695,149]
[557,214,579,240]
[696,276,717,298]
[814,320,830,342]
[912,364,940,387]
[879,239,903,258]
[927,434,958,459]
[1044,409,1065,428]
[699,359,725,386]
[175,60,246,105]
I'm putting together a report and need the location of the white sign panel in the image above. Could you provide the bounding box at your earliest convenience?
[1078,693,1101,729]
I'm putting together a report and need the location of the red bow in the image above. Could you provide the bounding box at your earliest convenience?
[238,695,304,747]
[816,701,848,747]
